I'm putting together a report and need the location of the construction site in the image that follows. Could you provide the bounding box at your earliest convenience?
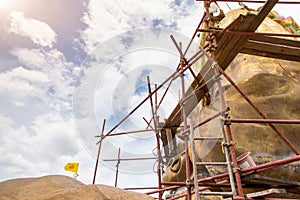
[92,0,300,199]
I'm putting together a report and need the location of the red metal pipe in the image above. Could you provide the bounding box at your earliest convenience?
[105,128,154,137]
[242,155,300,173]
[180,108,228,136]
[194,108,229,129]
[124,186,159,190]
[145,185,179,195]
[103,157,157,162]
[225,118,300,124]
[179,43,192,200]
[114,147,121,187]
[147,76,163,200]
[155,121,163,200]
[162,181,231,187]
[92,119,106,184]
[143,117,155,131]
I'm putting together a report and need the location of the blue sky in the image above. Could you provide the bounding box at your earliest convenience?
[0,0,299,193]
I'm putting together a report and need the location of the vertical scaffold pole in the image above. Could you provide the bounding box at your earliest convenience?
[147,77,163,200]
[212,64,244,198]
[179,41,192,200]
[190,124,199,200]
[203,1,244,196]
[114,147,121,187]
[93,119,106,184]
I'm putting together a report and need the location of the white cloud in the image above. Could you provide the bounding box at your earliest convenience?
[8,48,77,112]
[0,113,83,180]
[8,11,57,48]
[0,66,48,96]
[80,0,201,54]
[0,112,156,186]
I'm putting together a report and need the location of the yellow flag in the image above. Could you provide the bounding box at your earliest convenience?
[64,162,79,173]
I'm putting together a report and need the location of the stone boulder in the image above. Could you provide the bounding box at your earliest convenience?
[0,175,154,200]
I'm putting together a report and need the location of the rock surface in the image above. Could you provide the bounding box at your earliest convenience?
[0,175,154,200]
[194,7,300,182]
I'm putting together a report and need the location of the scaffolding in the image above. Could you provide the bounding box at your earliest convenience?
[92,1,300,199]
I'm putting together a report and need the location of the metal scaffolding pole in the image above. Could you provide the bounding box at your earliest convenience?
[147,77,163,200]
[175,37,192,200]
[114,147,121,187]
[225,118,300,124]
[92,119,106,184]
[212,63,244,197]
[203,1,244,196]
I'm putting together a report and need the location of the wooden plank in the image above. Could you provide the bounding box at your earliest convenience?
[249,0,278,30]
[218,0,278,69]
[243,35,300,62]
[249,35,300,49]
[241,40,300,62]
[162,0,278,130]
[216,15,249,54]
[246,189,286,198]
[243,174,300,187]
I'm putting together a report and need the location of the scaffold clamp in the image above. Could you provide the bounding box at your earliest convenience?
[233,167,241,174]
[221,141,235,147]
[185,179,191,189]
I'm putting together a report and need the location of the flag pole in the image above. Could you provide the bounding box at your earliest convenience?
[73,173,79,179]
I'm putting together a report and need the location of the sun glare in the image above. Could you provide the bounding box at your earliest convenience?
[0,0,8,8]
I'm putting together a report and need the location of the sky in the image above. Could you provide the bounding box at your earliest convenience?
[0,0,299,194]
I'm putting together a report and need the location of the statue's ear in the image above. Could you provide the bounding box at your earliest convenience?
[169,156,181,172]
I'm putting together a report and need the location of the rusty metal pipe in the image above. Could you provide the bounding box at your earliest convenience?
[147,76,163,200]
[225,118,300,124]
[92,119,106,184]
